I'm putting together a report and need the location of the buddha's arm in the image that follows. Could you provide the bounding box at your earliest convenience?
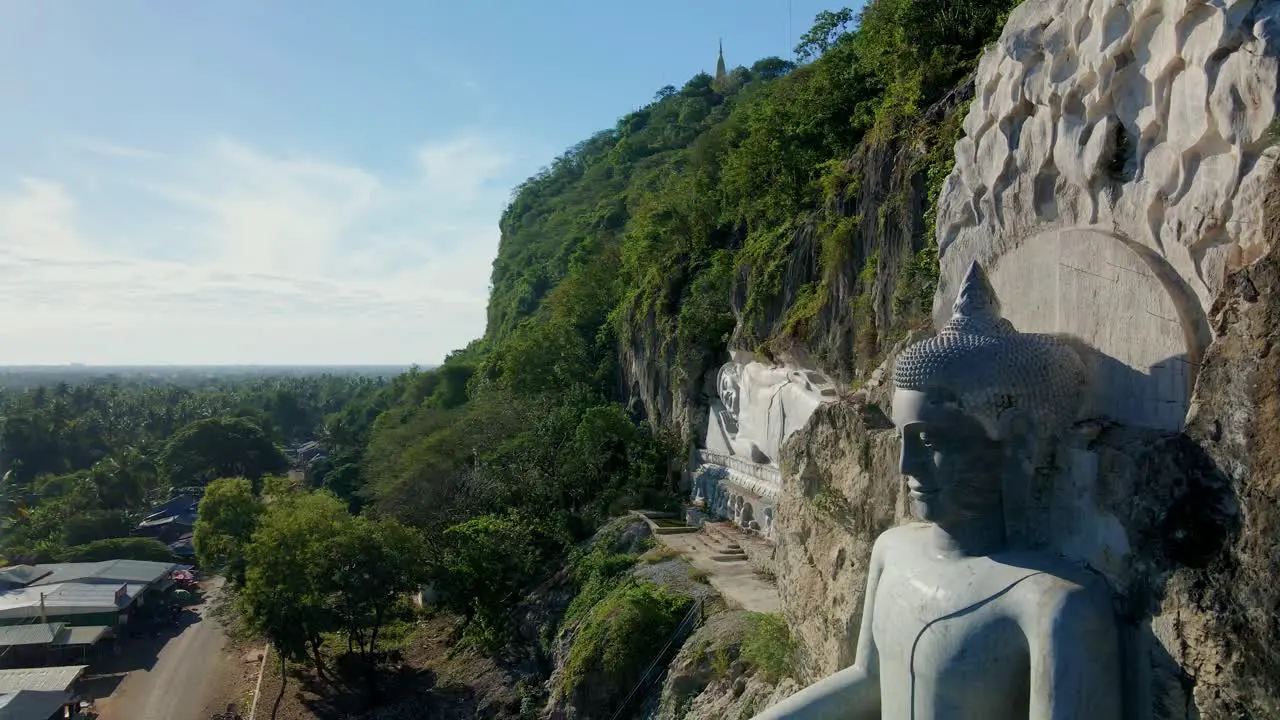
[750,541,884,720]
[1027,586,1123,720]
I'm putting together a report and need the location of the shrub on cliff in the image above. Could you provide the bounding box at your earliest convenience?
[556,579,694,716]
[560,521,652,631]
[740,612,798,683]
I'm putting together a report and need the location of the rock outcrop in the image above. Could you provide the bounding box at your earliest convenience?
[772,399,905,680]
[653,611,800,720]
[1150,164,1280,719]
[934,0,1280,436]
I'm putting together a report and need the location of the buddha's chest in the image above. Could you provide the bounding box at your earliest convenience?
[871,561,1034,719]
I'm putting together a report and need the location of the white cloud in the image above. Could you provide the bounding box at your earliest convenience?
[0,131,535,365]
[0,179,89,257]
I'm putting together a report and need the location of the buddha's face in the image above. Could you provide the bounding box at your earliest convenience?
[891,388,1005,527]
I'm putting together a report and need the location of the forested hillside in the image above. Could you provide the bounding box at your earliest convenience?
[358,0,1018,544]
[326,0,1019,707]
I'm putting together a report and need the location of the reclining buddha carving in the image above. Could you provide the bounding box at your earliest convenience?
[706,354,836,467]
[754,261,1121,720]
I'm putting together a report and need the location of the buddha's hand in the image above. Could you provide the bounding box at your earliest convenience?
[750,665,879,720]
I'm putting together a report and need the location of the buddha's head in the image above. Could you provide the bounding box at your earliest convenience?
[891,261,1085,533]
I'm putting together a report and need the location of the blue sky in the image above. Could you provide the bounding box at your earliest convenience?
[0,0,849,365]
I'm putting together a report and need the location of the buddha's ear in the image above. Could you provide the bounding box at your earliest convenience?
[997,407,1037,549]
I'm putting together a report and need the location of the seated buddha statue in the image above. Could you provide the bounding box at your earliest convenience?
[754,261,1122,720]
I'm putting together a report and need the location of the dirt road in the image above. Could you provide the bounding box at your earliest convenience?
[95,577,238,720]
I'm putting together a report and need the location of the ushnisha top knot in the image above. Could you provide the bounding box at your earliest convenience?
[893,260,1086,442]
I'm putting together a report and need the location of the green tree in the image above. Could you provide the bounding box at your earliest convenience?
[193,477,262,585]
[794,7,855,61]
[751,56,796,79]
[260,474,301,499]
[315,460,363,511]
[324,516,426,703]
[160,417,289,488]
[430,514,565,649]
[240,491,349,676]
[88,447,160,510]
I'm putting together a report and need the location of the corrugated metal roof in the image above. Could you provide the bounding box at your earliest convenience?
[25,562,112,587]
[0,623,65,647]
[51,625,107,647]
[0,666,86,693]
[0,690,72,719]
[0,566,51,589]
[0,581,144,619]
[28,560,176,586]
[137,512,196,529]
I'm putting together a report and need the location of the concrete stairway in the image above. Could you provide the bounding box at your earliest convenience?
[697,523,748,562]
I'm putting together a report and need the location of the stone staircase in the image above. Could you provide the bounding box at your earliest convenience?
[697,522,749,563]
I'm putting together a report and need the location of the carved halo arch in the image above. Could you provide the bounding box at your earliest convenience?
[951,226,1212,433]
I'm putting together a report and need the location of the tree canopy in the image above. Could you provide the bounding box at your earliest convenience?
[0,372,387,563]
[193,477,263,585]
[160,417,289,488]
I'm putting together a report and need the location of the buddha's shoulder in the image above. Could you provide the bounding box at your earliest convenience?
[875,522,933,541]
[869,522,934,559]
[1003,553,1110,592]
[1001,556,1116,620]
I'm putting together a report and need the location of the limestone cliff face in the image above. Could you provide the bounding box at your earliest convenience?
[619,88,972,445]
[772,399,905,680]
[732,127,962,376]
[618,302,706,441]
[1154,170,1280,719]
[732,92,972,383]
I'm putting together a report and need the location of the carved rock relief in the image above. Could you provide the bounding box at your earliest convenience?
[936,0,1280,432]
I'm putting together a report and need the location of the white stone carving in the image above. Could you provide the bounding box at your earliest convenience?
[984,229,1201,431]
[755,265,1122,720]
[700,355,836,542]
[692,450,783,540]
[705,354,836,467]
[935,0,1280,431]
